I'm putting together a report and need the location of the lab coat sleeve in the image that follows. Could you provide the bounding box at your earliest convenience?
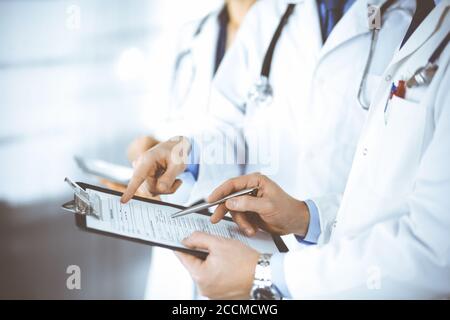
[309,194,343,245]
[186,87,247,203]
[282,63,450,299]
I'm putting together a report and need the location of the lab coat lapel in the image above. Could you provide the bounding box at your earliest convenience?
[280,0,322,62]
[316,0,369,62]
[316,0,391,63]
[369,2,449,110]
[388,2,449,67]
[300,0,323,61]
[190,14,217,80]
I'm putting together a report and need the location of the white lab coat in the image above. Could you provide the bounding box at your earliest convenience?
[283,1,450,298]
[154,9,222,141]
[145,8,224,300]
[186,0,415,247]
[154,8,226,206]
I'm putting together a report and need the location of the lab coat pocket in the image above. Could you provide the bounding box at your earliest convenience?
[369,95,426,198]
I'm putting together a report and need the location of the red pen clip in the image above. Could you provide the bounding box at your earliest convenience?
[393,80,406,99]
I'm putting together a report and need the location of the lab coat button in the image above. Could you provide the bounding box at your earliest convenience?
[363,147,368,156]
[332,220,337,228]
[385,75,392,81]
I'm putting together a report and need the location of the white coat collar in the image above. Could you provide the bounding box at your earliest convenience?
[189,10,220,78]
[388,0,450,67]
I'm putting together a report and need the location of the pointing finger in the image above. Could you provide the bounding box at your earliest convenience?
[121,155,155,203]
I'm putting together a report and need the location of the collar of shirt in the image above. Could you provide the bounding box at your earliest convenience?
[316,0,356,42]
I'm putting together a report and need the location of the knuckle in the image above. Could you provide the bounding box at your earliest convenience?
[266,201,275,212]
[225,177,236,186]
[141,150,154,162]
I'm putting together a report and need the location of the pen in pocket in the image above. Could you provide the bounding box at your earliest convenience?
[384,80,406,123]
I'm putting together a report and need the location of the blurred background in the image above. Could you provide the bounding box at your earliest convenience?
[0,0,220,299]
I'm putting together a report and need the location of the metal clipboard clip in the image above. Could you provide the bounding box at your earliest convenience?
[61,177,103,219]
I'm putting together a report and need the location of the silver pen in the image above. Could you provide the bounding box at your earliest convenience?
[171,187,258,218]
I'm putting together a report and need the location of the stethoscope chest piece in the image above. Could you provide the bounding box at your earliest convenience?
[247,76,274,107]
[406,63,438,88]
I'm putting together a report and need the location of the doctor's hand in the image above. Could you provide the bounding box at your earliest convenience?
[208,173,310,237]
[127,135,159,163]
[101,159,160,201]
[99,179,161,201]
[175,232,259,299]
[120,136,190,203]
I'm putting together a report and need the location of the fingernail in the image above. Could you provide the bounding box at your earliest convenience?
[246,228,254,236]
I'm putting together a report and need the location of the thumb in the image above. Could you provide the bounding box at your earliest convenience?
[225,195,271,214]
[157,164,183,194]
[182,231,219,251]
[167,178,183,194]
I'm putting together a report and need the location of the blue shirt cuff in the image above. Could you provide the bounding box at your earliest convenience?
[295,199,321,245]
[270,253,291,298]
[184,138,199,180]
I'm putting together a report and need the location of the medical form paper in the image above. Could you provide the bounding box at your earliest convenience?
[85,189,279,254]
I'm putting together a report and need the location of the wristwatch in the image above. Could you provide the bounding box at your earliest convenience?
[250,253,283,300]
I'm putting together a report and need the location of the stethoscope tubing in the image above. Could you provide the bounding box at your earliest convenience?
[252,0,399,109]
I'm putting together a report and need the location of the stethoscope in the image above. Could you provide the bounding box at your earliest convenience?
[171,14,211,107]
[172,7,228,108]
[247,0,397,110]
[406,32,450,88]
[247,4,296,107]
[382,31,449,124]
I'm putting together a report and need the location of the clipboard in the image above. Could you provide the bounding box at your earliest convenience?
[62,182,288,259]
